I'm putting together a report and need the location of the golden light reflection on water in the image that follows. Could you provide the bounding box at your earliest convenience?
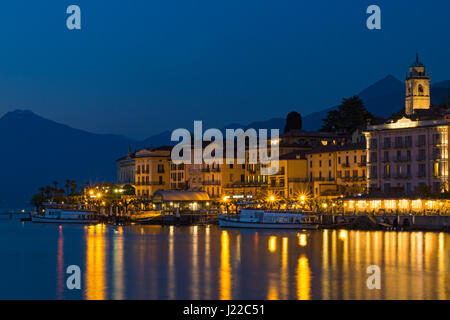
[85,224,107,300]
[280,237,289,299]
[204,225,211,299]
[220,230,231,300]
[71,224,449,300]
[168,225,175,299]
[56,226,64,300]
[268,236,277,253]
[298,233,307,247]
[191,226,199,299]
[296,255,311,300]
[112,226,124,300]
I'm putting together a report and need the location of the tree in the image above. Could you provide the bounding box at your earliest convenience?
[31,192,46,210]
[321,96,374,134]
[70,180,78,195]
[284,111,302,133]
[64,179,71,196]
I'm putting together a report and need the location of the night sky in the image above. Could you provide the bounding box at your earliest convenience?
[0,0,449,139]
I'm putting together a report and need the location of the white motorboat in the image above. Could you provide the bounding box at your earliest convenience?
[31,204,98,224]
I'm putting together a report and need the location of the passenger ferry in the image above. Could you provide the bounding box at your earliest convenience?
[218,208,319,229]
[31,204,98,224]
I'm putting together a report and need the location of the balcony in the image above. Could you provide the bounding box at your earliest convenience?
[393,174,412,180]
[288,178,308,183]
[135,181,165,186]
[224,181,267,188]
[432,140,442,147]
[342,176,364,182]
[432,154,441,160]
[269,183,285,188]
[416,156,426,161]
[382,144,391,149]
[341,163,350,168]
[358,162,367,167]
[201,167,221,173]
[202,180,221,186]
[273,168,285,175]
[312,177,335,182]
[393,157,410,163]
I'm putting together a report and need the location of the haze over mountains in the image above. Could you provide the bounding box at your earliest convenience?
[0,75,449,210]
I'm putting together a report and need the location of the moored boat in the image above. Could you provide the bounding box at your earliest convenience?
[31,203,98,224]
[218,208,318,229]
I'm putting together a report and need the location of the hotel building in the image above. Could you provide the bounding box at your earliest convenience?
[307,143,367,198]
[364,56,450,194]
[116,147,135,185]
[133,146,171,198]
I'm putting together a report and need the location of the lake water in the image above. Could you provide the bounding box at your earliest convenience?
[0,216,448,300]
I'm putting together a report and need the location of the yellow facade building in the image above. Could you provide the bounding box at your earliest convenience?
[307,143,367,198]
[133,147,171,198]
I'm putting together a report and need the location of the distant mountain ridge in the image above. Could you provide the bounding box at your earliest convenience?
[0,110,138,210]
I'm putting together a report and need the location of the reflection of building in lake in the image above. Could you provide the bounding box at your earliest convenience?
[85,224,107,300]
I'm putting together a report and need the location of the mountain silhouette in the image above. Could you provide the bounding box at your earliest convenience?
[0,110,137,210]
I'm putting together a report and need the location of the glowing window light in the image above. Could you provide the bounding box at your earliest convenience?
[370,200,381,210]
[384,200,396,210]
[356,200,367,209]
[412,200,422,211]
[399,199,409,210]
[348,200,355,210]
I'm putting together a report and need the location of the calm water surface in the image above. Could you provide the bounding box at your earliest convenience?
[0,216,448,300]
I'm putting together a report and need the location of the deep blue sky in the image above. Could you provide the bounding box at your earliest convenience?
[0,0,449,139]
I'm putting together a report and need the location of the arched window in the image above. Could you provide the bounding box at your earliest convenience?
[418,84,424,95]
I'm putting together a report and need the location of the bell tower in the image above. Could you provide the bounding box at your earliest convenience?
[405,54,430,115]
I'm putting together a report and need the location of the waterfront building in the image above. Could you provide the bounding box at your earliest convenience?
[342,197,449,216]
[116,147,136,185]
[152,190,210,211]
[169,161,189,190]
[265,151,308,199]
[307,143,366,198]
[133,146,171,198]
[277,129,348,156]
[364,56,450,194]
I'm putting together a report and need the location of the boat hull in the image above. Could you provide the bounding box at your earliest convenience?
[218,217,318,229]
[31,216,98,224]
